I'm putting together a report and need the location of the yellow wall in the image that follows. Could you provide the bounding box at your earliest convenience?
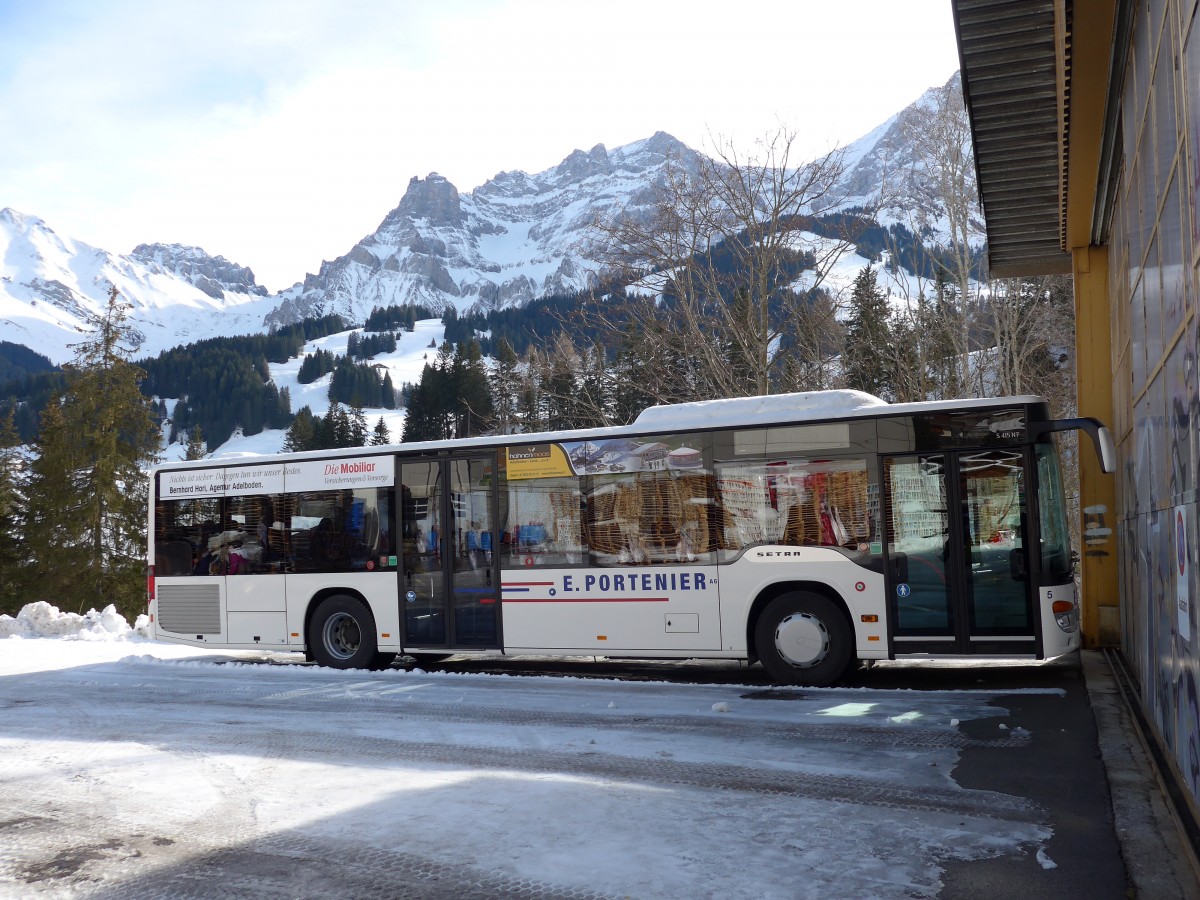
[1071,245,1120,644]
[1064,3,1121,646]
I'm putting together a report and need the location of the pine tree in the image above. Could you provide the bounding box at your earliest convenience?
[577,341,612,427]
[370,417,391,445]
[453,340,493,438]
[0,409,27,614]
[284,407,316,452]
[610,326,670,424]
[382,372,396,409]
[326,404,353,448]
[277,385,292,426]
[349,403,368,447]
[489,338,522,434]
[516,347,547,433]
[24,400,79,604]
[842,265,895,398]
[929,270,965,397]
[401,363,445,442]
[27,285,161,620]
[184,426,208,460]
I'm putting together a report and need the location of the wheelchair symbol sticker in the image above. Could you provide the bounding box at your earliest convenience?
[896,583,911,598]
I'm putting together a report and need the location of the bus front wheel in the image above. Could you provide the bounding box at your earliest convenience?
[754,592,853,687]
[308,595,387,670]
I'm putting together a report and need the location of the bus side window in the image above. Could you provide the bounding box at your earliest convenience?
[502,476,585,568]
[154,496,223,577]
[584,469,715,567]
[715,458,872,558]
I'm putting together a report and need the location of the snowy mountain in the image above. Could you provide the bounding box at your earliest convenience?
[0,208,280,365]
[263,131,701,328]
[0,75,964,368]
[828,72,978,241]
[130,243,270,300]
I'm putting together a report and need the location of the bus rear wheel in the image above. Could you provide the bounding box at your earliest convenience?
[308,595,385,670]
[755,592,853,687]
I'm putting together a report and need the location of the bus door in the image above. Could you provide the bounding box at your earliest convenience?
[399,455,500,649]
[881,449,1036,655]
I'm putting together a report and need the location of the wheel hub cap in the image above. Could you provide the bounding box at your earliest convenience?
[774,612,829,668]
[323,612,361,660]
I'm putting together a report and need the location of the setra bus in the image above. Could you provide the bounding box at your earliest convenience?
[147,390,1115,686]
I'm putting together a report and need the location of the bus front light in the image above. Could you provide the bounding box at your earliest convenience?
[1052,599,1077,632]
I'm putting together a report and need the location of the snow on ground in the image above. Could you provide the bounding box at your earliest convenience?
[0,603,1058,898]
[160,318,447,462]
[788,232,935,311]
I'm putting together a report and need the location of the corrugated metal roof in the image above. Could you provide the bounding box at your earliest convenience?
[953,0,1072,276]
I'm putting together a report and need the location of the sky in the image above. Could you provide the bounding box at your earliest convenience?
[0,0,961,293]
[0,602,1060,897]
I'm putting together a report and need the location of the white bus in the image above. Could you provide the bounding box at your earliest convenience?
[147,390,1115,686]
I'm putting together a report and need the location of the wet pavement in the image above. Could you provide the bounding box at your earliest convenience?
[419,649,1200,898]
[0,645,1195,898]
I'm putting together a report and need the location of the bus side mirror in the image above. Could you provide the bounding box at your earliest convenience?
[1032,417,1116,474]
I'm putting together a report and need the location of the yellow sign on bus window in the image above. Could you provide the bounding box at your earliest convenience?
[506,444,575,480]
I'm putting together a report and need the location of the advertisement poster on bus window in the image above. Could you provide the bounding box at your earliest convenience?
[225,463,287,496]
[162,464,289,499]
[507,437,704,479]
[284,455,394,493]
[160,467,228,499]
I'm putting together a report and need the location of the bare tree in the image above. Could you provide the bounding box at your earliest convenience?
[588,127,867,403]
[984,275,1076,405]
[884,73,988,398]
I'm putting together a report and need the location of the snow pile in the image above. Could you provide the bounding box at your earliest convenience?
[0,601,151,641]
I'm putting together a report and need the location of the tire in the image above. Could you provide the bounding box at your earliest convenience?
[307,594,380,670]
[754,591,853,687]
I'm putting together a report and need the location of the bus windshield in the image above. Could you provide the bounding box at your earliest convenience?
[1035,442,1073,582]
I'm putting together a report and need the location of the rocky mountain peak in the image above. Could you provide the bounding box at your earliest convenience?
[1,207,41,229]
[0,208,61,246]
[626,131,691,162]
[553,143,612,182]
[383,173,464,229]
[130,242,268,299]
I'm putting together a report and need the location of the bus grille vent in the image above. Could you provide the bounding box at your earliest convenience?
[158,584,221,635]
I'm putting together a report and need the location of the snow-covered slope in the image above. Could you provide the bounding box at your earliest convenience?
[264,132,701,327]
[158,317,447,461]
[263,75,976,330]
[830,72,980,243]
[0,209,280,365]
[2,75,969,368]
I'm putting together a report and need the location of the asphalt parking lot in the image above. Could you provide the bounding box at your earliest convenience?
[1,643,1196,898]
[415,649,1200,898]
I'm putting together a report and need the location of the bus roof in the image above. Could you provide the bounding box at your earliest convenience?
[633,390,888,430]
[151,391,1049,474]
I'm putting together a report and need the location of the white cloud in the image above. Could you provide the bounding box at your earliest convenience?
[0,0,959,292]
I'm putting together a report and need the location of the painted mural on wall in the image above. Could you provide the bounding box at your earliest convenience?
[1115,0,1200,810]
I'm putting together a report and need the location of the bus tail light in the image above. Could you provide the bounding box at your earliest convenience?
[147,565,155,601]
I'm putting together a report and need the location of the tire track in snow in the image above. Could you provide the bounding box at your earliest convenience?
[56,671,1030,753]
